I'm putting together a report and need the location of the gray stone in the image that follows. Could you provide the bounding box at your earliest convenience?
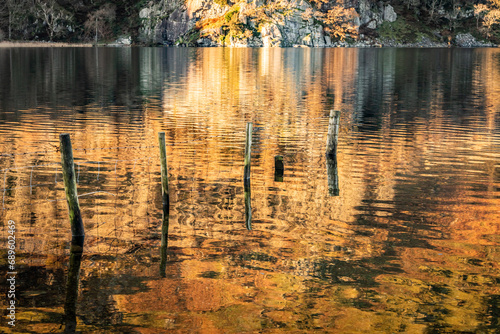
[359,0,373,25]
[139,8,153,19]
[455,33,493,47]
[383,5,397,22]
[324,35,332,46]
[115,36,132,45]
[367,20,377,29]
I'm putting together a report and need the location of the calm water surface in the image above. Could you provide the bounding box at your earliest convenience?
[0,47,499,333]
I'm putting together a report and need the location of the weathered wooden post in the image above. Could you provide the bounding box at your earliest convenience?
[326,111,340,196]
[159,132,170,209]
[60,134,85,239]
[244,122,252,230]
[326,110,340,159]
[159,132,170,276]
[274,155,284,182]
[244,122,252,188]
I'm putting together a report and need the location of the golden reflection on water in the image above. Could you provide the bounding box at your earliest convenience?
[0,47,499,333]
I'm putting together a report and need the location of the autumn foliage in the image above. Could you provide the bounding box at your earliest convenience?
[474,0,500,37]
[307,0,359,40]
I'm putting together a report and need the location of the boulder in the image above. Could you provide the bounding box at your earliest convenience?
[115,36,132,45]
[383,5,397,23]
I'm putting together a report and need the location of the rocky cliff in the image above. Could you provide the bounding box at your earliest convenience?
[0,0,496,47]
[138,0,403,47]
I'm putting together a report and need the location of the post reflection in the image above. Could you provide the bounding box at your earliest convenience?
[326,110,340,196]
[160,203,170,277]
[244,122,252,230]
[327,155,339,196]
[274,155,284,182]
[244,185,252,231]
[63,236,84,334]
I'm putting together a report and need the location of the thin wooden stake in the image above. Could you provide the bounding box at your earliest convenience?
[60,134,84,238]
[159,132,170,209]
[244,122,252,230]
[159,132,170,274]
[244,122,252,188]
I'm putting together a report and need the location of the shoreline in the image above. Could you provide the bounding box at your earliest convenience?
[0,41,94,48]
[0,39,496,49]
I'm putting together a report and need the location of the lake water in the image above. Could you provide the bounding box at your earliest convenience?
[0,47,499,333]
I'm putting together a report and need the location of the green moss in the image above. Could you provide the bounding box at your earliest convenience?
[378,18,415,43]
[377,16,441,44]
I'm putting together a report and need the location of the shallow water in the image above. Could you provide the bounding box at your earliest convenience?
[0,47,499,333]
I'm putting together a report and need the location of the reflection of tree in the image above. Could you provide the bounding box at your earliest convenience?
[0,48,164,113]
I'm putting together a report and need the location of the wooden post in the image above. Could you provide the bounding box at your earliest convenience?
[159,132,170,209]
[60,134,84,238]
[326,110,340,159]
[159,132,170,275]
[244,122,252,188]
[244,122,252,230]
[274,155,284,182]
